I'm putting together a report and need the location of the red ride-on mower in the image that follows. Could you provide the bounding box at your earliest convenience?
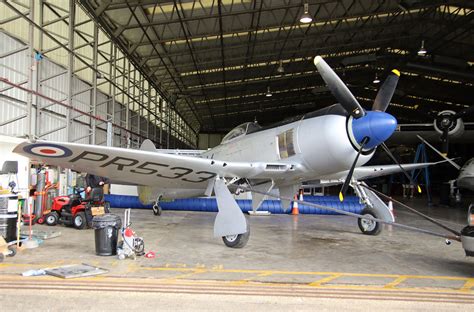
[45,187,110,229]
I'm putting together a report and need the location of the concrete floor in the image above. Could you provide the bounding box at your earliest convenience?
[1,197,473,310]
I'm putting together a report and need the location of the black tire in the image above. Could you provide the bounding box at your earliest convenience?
[45,212,59,226]
[152,204,162,216]
[222,230,250,248]
[104,202,111,213]
[358,207,381,235]
[7,245,16,257]
[73,212,86,229]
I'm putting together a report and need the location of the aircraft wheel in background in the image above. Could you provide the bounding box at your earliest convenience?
[152,204,162,216]
[358,207,381,235]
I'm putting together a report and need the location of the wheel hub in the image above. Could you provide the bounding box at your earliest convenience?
[225,234,238,242]
[360,214,376,231]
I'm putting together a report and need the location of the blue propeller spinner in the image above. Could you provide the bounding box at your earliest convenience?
[351,111,398,150]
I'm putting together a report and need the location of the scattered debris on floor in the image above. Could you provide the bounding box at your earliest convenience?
[21,229,61,240]
[22,263,108,279]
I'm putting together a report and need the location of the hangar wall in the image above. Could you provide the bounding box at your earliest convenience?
[2,31,140,147]
[0,0,197,149]
[198,133,225,150]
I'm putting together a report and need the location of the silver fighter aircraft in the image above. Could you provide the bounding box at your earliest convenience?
[13,56,439,248]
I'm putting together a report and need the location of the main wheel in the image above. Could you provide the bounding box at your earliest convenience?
[73,212,86,229]
[45,212,59,226]
[358,207,381,235]
[222,230,250,248]
[152,204,162,216]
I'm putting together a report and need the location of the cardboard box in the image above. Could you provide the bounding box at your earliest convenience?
[90,206,105,216]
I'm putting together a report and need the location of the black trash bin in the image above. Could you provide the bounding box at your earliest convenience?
[91,214,122,256]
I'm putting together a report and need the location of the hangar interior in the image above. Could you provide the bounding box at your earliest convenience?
[0,0,473,309]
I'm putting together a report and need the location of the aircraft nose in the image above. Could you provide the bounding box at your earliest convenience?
[351,111,397,149]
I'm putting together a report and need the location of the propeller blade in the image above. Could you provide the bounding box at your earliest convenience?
[372,69,400,112]
[380,142,422,194]
[314,56,366,119]
[453,105,474,119]
[339,137,369,202]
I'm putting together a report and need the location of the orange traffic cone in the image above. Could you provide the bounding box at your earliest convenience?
[291,194,299,215]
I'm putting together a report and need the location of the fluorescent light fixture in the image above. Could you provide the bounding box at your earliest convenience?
[300,3,313,24]
[277,60,284,73]
[265,86,272,97]
[418,40,427,56]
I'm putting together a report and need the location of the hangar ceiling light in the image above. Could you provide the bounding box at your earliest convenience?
[299,2,313,24]
[265,86,273,97]
[277,60,285,73]
[373,73,380,84]
[417,40,427,56]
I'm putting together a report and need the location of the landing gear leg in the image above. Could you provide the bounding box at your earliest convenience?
[353,182,388,235]
[152,196,162,216]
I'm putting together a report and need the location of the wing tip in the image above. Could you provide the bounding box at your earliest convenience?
[391,69,401,77]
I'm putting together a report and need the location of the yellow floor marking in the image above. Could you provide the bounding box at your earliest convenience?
[125,263,140,273]
[140,266,471,282]
[165,269,207,281]
[1,274,473,295]
[2,262,471,281]
[1,262,473,294]
[460,278,474,292]
[384,276,408,289]
[230,273,274,286]
[309,274,341,286]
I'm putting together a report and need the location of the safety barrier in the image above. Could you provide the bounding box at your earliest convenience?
[104,194,363,215]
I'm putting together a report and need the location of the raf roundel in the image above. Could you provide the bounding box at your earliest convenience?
[24,144,73,158]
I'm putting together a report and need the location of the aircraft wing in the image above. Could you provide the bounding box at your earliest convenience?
[317,161,447,183]
[13,140,297,189]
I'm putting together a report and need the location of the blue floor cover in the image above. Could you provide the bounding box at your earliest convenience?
[105,194,363,215]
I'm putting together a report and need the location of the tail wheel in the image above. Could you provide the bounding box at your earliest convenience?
[36,217,45,224]
[152,204,162,216]
[358,207,381,235]
[45,212,59,226]
[73,212,86,229]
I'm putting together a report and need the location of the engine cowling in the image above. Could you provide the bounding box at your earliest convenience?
[433,110,464,138]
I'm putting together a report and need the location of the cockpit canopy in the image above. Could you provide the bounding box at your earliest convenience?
[221,122,262,144]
